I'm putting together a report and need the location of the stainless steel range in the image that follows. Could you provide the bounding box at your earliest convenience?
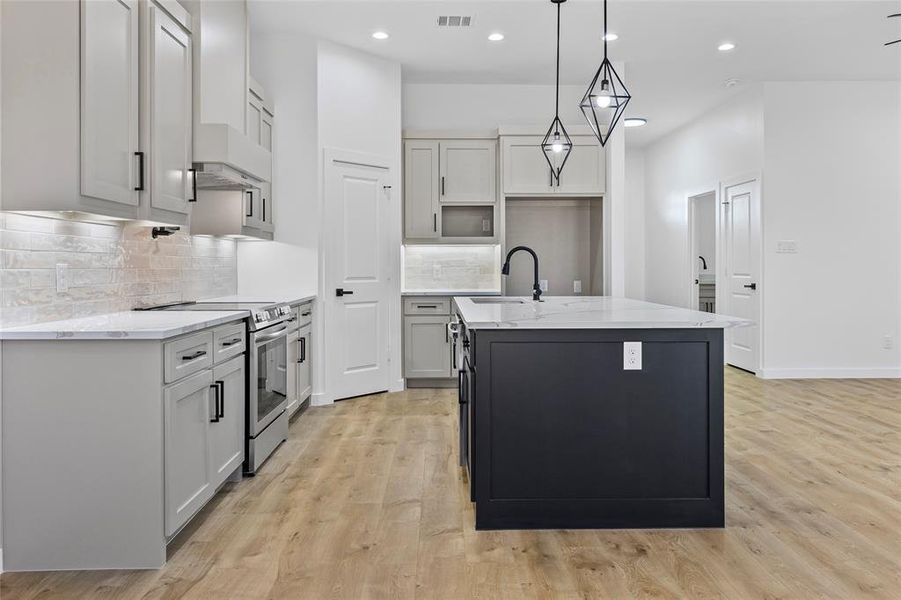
[137,300,293,474]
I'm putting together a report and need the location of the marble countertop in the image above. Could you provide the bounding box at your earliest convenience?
[0,311,247,341]
[403,290,501,297]
[202,293,317,305]
[453,296,751,330]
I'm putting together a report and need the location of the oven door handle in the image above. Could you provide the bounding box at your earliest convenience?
[254,324,289,344]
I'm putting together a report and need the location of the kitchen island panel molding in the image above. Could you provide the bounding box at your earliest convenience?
[471,327,725,530]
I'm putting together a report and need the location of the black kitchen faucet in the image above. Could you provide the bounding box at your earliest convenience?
[501,246,543,301]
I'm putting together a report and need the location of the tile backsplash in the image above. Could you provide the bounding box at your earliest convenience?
[402,244,501,292]
[0,213,237,328]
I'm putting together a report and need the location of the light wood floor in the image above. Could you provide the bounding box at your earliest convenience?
[2,369,900,599]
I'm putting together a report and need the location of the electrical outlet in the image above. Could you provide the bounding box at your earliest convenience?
[482,219,491,232]
[573,280,582,294]
[539,279,549,292]
[776,240,798,254]
[883,335,894,350]
[623,341,642,370]
[56,264,69,293]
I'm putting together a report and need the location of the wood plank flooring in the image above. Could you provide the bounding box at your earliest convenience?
[2,368,899,599]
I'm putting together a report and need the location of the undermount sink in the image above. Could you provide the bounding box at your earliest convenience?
[470,297,529,304]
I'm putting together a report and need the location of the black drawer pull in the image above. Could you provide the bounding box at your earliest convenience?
[221,338,242,347]
[416,304,438,309]
[301,311,311,317]
[181,350,207,361]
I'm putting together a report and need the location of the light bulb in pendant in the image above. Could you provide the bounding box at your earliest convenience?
[595,80,613,108]
[551,132,564,154]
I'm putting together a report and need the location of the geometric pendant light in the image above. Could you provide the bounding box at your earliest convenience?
[579,0,631,146]
[540,0,572,183]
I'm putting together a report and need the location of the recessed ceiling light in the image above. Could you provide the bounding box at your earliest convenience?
[603,33,618,41]
[372,31,389,40]
[724,78,741,88]
[488,32,504,42]
[718,42,735,52]
[624,118,647,128]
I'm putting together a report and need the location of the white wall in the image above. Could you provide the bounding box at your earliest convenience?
[643,87,765,308]
[760,81,900,377]
[624,149,646,300]
[317,41,404,398]
[403,83,587,131]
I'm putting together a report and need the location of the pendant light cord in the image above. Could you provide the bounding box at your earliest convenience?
[603,0,608,59]
[555,0,561,119]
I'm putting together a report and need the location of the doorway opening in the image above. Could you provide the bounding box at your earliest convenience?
[688,191,718,312]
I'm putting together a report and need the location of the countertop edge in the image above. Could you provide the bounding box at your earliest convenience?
[0,312,248,341]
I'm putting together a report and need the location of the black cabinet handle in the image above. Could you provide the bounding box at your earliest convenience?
[433,213,437,232]
[246,191,253,217]
[262,196,266,222]
[134,151,145,191]
[441,176,445,196]
[216,381,225,418]
[743,283,757,290]
[182,350,207,361]
[416,304,438,309]
[221,337,242,347]
[188,167,197,202]
[336,288,354,297]
[301,311,311,317]
[297,337,306,364]
[209,384,220,423]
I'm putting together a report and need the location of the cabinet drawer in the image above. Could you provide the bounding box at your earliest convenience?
[404,297,450,315]
[165,331,214,384]
[212,322,246,365]
[296,302,313,327]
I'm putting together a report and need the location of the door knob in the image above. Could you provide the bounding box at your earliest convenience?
[743,283,757,290]
[335,288,354,297]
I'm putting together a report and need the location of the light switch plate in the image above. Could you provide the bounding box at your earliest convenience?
[56,263,69,293]
[573,280,582,293]
[776,240,798,254]
[623,341,642,370]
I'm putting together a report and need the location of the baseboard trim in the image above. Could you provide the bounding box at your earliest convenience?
[758,367,901,380]
[1,547,4,573]
[311,391,332,407]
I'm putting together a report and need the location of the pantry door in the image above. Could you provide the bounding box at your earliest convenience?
[323,150,394,400]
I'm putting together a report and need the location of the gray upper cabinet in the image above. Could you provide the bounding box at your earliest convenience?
[404,141,441,239]
[143,1,194,217]
[1,0,193,225]
[439,140,497,204]
[502,134,606,197]
[80,0,141,209]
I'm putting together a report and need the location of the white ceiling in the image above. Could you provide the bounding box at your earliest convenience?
[250,0,901,146]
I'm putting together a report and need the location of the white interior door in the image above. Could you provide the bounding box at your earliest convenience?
[723,179,761,373]
[324,153,393,400]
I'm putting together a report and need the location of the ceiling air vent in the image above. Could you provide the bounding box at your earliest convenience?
[437,16,472,28]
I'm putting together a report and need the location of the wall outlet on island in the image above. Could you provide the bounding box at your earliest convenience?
[624,341,642,370]
[539,279,549,292]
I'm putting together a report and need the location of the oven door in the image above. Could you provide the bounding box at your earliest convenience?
[250,322,289,436]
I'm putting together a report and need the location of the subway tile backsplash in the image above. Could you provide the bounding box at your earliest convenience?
[402,244,501,292]
[0,213,237,328]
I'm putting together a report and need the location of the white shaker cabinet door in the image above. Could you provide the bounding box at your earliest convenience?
[297,324,313,402]
[286,330,300,416]
[502,136,555,196]
[80,0,140,207]
[146,3,193,214]
[164,370,214,537]
[554,136,606,195]
[404,316,452,379]
[439,140,497,204]
[209,357,245,488]
[404,141,440,239]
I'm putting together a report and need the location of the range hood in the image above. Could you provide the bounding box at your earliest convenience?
[193,123,271,189]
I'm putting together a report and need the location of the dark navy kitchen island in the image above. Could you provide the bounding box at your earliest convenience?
[453,296,748,530]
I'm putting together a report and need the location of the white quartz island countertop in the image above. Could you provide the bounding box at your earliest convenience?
[453,296,751,329]
[0,310,247,340]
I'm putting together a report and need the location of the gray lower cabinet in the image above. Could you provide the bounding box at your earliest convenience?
[297,323,313,402]
[164,370,215,537]
[286,302,314,417]
[404,314,452,379]
[164,341,245,538]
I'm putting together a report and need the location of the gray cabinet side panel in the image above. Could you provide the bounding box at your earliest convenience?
[1,341,166,570]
